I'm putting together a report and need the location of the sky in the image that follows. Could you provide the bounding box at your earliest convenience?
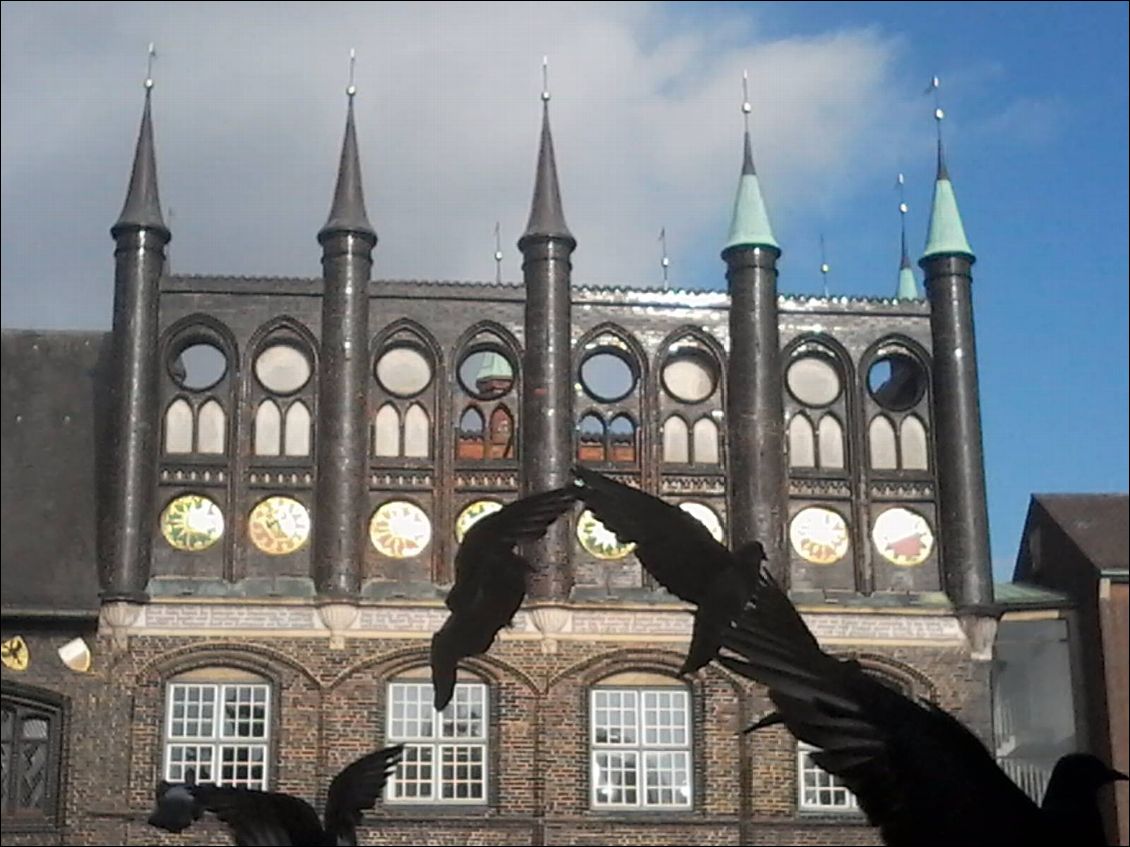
[2,1,1127,581]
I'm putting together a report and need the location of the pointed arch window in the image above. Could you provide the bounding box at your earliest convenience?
[373,336,436,463]
[165,399,195,454]
[404,404,431,459]
[868,416,898,470]
[900,416,929,471]
[692,418,719,465]
[578,414,607,462]
[662,416,689,464]
[1,688,64,825]
[817,416,844,470]
[249,332,316,463]
[608,415,637,463]
[454,334,517,463]
[789,415,816,468]
[254,400,282,457]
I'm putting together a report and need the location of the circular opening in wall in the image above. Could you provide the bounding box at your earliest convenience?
[867,353,926,411]
[579,349,637,403]
[255,344,311,395]
[661,350,718,404]
[170,343,227,391]
[457,348,514,400]
[375,345,433,398]
[786,356,841,407]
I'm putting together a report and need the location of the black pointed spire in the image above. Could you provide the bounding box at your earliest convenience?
[520,101,574,246]
[112,86,169,239]
[319,94,376,243]
[936,137,950,182]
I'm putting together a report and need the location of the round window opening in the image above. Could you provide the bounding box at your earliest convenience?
[458,348,515,400]
[580,350,637,403]
[376,346,433,398]
[867,354,926,412]
[369,501,432,559]
[455,499,504,543]
[662,351,718,404]
[160,494,224,552]
[255,344,311,394]
[786,356,841,407]
[170,342,227,391]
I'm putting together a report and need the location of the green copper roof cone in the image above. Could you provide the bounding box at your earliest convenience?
[922,142,973,260]
[724,131,779,252]
[897,228,919,299]
[897,265,919,299]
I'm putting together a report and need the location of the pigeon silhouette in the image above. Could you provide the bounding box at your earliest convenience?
[572,465,765,675]
[717,567,1127,846]
[147,744,404,846]
[431,486,579,710]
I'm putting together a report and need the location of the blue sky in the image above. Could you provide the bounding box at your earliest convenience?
[2,2,1126,580]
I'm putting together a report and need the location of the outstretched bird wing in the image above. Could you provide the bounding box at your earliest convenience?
[446,486,579,614]
[717,568,1042,846]
[323,744,405,843]
[573,466,735,603]
[188,784,323,846]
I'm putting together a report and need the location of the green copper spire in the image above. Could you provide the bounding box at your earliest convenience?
[922,139,974,261]
[724,130,779,252]
[896,176,919,299]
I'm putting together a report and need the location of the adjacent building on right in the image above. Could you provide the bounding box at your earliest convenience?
[1001,493,1129,846]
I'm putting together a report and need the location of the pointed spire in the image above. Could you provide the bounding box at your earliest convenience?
[896,174,919,299]
[112,56,169,239]
[521,58,573,246]
[922,79,973,261]
[724,72,778,252]
[319,54,376,242]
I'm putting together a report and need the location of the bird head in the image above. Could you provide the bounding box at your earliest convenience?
[1051,753,1129,788]
[147,781,202,833]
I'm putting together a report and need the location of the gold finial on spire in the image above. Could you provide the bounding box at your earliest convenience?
[659,227,670,290]
[541,55,550,102]
[145,42,156,90]
[897,172,909,215]
[347,48,357,97]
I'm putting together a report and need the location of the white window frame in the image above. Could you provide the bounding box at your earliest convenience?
[385,680,489,804]
[589,686,693,810]
[163,681,271,790]
[797,742,860,813]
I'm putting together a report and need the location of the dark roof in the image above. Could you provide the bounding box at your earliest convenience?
[1,330,108,616]
[1034,493,1129,575]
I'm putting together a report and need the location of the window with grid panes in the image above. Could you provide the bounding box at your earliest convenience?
[797,742,860,812]
[385,679,488,803]
[1,692,62,824]
[163,669,270,789]
[590,677,692,809]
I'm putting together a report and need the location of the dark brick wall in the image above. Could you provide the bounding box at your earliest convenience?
[2,623,990,845]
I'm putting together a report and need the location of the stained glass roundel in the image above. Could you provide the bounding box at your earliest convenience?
[248,496,311,555]
[872,507,934,567]
[370,501,432,558]
[455,500,504,544]
[161,495,224,552]
[576,509,636,560]
[789,507,850,565]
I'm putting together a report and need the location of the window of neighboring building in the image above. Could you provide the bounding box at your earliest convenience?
[797,742,860,812]
[1,690,63,825]
[385,680,488,804]
[162,669,271,790]
[589,675,692,810]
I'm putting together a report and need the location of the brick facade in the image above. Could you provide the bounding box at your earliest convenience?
[1,608,991,846]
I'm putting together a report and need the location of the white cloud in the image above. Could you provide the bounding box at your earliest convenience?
[2,1,914,327]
